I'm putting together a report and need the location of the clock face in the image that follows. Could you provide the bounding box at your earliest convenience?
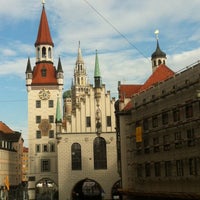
[39,89,50,100]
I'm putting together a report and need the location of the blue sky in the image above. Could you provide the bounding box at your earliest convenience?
[1,0,200,145]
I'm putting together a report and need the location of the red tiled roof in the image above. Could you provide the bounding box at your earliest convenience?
[32,62,58,85]
[0,121,14,134]
[119,84,142,101]
[139,64,174,92]
[122,100,133,111]
[35,6,54,46]
[23,147,29,153]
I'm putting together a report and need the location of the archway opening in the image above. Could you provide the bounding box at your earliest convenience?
[35,178,58,200]
[72,178,103,200]
[111,180,122,200]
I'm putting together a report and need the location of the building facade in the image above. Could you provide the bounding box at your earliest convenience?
[25,4,63,200]
[26,3,119,200]
[0,121,23,199]
[56,46,120,200]
[22,147,29,183]
[116,37,200,199]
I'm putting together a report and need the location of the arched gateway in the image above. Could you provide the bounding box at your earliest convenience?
[72,178,104,200]
[35,178,58,200]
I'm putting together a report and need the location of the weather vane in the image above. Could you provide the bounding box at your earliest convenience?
[154,29,159,40]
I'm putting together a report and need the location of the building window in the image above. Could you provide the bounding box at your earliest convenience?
[153,137,160,152]
[41,67,46,77]
[41,159,50,172]
[189,157,198,175]
[36,131,41,139]
[106,116,111,127]
[145,163,151,177]
[163,135,170,151]
[86,116,91,127]
[43,144,48,152]
[42,47,46,58]
[162,111,168,125]
[187,128,195,147]
[137,164,143,177]
[152,115,158,128]
[165,161,172,177]
[49,115,54,123]
[154,162,161,177]
[173,108,180,122]
[71,143,82,170]
[36,116,41,124]
[185,103,193,118]
[176,160,184,176]
[174,132,182,148]
[48,47,52,58]
[48,100,54,108]
[50,143,55,152]
[36,144,40,153]
[143,118,149,131]
[144,138,150,154]
[36,100,41,108]
[49,130,54,138]
[93,137,107,169]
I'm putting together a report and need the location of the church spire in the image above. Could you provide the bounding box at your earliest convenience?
[76,41,84,65]
[55,96,62,123]
[94,50,102,88]
[151,30,167,72]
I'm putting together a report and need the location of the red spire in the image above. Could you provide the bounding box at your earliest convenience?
[35,6,54,47]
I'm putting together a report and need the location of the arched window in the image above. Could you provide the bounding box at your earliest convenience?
[42,47,46,58]
[48,47,51,58]
[93,137,107,169]
[158,59,162,65]
[71,143,82,170]
[154,60,156,66]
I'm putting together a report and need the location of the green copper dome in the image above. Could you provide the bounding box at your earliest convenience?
[63,90,71,99]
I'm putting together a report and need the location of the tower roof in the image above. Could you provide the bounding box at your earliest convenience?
[151,39,166,59]
[35,5,54,47]
[94,50,101,77]
[25,57,32,73]
[57,57,63,73]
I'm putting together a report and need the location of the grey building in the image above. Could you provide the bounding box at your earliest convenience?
[116,37,200,199]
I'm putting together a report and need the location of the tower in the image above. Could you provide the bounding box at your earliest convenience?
[151,30,167,72]
[71,42,90,111]
[25,3,63,200]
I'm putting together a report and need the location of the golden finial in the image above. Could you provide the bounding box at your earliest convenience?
[154,29,159,40]
[42,0,45,5]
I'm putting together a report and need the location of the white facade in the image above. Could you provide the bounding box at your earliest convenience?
[57,46,120,200]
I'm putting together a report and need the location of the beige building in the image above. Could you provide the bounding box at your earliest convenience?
[0,121,23,199]
[25,4,63,200]
[116,37,200,200]
[22,147,29,182]
[56,46,120,200]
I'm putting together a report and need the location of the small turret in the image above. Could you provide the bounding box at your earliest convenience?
[57,57,64,89]
[94,50,102,88]
[25,57,32,91]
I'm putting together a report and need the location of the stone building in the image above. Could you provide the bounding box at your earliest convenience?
[25,4,63,200]
[56,45,120,200]
[26,2,119,200]
[116,36,200,199]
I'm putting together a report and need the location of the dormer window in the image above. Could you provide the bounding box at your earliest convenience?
[41,67,47,77]
[42,47,46,58]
